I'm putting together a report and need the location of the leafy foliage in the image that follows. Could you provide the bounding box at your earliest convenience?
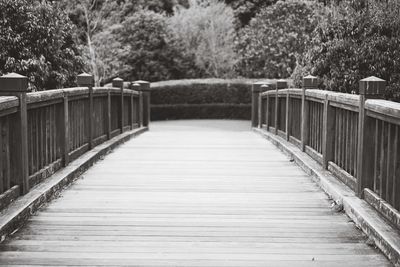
[235,0,320,79]
[224,0,277,27]
[294,0,400,99]
[0,0,83,90]
[106,10,199,82]
[168,0,238,78]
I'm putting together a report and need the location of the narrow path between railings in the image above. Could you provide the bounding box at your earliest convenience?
[0,120,390,266]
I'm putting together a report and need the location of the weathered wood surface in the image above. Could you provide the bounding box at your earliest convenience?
[0,120,390,266]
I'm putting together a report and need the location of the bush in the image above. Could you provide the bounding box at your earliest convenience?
[235,0,320,79]
[294,0,400,99]
[0,0,83,90]
[150,79,263,120]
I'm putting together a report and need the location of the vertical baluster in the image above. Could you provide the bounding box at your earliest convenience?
[323,94,335,169]
[380,122,387,198]
[387,124,394,205]
[374,119,380,193]
[393,126,399,209]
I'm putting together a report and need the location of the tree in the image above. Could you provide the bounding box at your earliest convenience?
[0,0,83,90]
[293,0,400,99]
[168,0,238,78]
[235,0,321,79]
[108,9,199,82]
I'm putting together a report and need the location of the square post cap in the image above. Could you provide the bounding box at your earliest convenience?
[112,77,124,88]
[303,75,319,89]
[276,79,288,90]
[252,81,273,92]
[77,73,94,86]
[359,76,386,95]
[0,73,29,92]
[133,80,150,91]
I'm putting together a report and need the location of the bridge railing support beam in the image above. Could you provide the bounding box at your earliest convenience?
[113,78,124,133]
[0,73,29,195]
[322,93,335,170]
[258,83,272,128]
[77,73,94,150]
[134,81,150,128]
[301,75,318,152]
[356,76,386,197]
[276,80,288,139]
[252,82,265,128]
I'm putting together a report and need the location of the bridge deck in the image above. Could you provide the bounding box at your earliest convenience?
[0,120,390,266]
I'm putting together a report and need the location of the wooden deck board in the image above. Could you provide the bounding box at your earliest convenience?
[0,120,391,266]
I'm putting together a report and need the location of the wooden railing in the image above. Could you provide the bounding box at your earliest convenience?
[0,73,150,209]
[253,76,400,228]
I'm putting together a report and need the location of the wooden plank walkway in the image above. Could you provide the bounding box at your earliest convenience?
[0,120,390,266]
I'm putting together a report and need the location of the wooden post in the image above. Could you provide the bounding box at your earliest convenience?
[252,82,267,128]
[322,94,335,169]
[277,80,288,139]
[134,81,150,127]
[106,91,111,139]
[62,94,70,166]
[274,83,279,135]
[356,76,386,197]
[0,73,30,194]
[77,73,94,149]
[301,75,318,151]
[258,84,270,128]
[130,93,134,129]
[132,83,141,126]
[112,78,124,133]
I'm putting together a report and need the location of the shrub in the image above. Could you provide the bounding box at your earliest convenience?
[235,0,320,79]
[294,0,400,99]
[150,79,263,120]
[0,0,83,90]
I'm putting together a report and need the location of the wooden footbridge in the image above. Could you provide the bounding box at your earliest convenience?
[0,74,398,266]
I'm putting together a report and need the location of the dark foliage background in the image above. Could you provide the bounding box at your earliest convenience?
[1,0,399,98]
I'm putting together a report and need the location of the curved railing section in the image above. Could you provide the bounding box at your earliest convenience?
[253,76,400,229]
[0,73,150,210]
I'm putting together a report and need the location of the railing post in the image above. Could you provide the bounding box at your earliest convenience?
[106,91,111,139]
[113,78,124,133]
[130,92,134,129]
[134,81,150,127]
[356,76,386,197]
[61,93,70,166]
[322,93,335,169]
[132,83,141,126]
[277,80,288,140]
[274,84,279,135]
[301,75,318,151]
[77,73,94,149]
[0,73,29,194]
[252,82,265,128]
[258,84,270,128]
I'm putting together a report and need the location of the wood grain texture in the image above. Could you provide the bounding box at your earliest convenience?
[0,120,390,266]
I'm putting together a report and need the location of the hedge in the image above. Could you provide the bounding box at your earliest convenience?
[149,78,267,121]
